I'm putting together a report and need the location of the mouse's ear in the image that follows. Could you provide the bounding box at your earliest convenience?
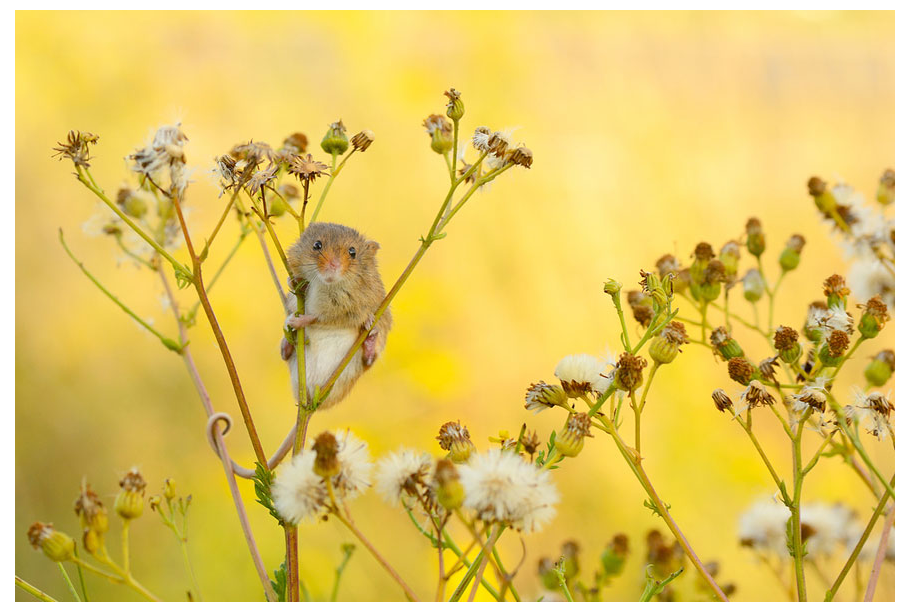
[365,240,380,253]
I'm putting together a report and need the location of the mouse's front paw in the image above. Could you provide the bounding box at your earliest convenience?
[286,313,317,330]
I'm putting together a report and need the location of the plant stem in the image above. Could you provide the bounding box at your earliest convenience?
[602,425,728,601]
[57,563,81,601]
[825,475,893,601]
[467,529,499,602]
[121,521,130,575]
[170,193,268,465]
[449,525,507,602]
[863,503,894,602]
[610,293,632,351]
[789,413,809,602]
[284,526,299,602]
[157,264,276,600]
[179,541,203,602]
[15,576,58,602]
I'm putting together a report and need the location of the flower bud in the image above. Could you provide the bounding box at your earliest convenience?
[745,218,765,257]
[74,483,108,536]
[164,478,177,500]
[444,88,465,121]
[117,187,149,219]
[774,326,802,364]
[436,421,475,463]
[858,296,890,339]
[433,459,464,510]
[823,274,850,309]
[779,234,806,272]
[719,240,740,277]
[600,534,628,576]
[525,381,568,413]
[690,242,714,280]
[865,350,894,387]
[561,541,580,580]
[423,114,453,155]
[312,432,341,479]
[614,353,647,392]
[742,268,765,303]
[149,495,163,512]
[649,321,688,365]
[115,468,147,520]
[711,327,743,360]
[603,278,622,296]
[350,130,375,152]
[82,528,102,555]
[876,169,894,206]
[320,120,349,155]
[538,557,562,590]
[808,176,838,214]
[28,522,76,562]
[554,413,592,458]
[728,357,757,386]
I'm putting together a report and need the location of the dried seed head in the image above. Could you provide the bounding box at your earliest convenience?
[282,132,309,155]
[288,154,330,184]
[823,274,850,307]
[520,429,540,457]
[866,392,894,417]
[525,381,568,413]
[773,326,798,350]
[555,413,593,458]
[53,130,98,168]
[728,357,755,386]
[793,387,827,414]
[115,468,147,520]
[632,304,654,328]
[312,432,341,479]
[615,353,647,392]
[436,421,475,463]
[649,321,688,364]
[758,356,780,383]
[423,114,454,154]
[694,242,715,261]
[704,259,727,284]
[74,482,108,537]
[712,389,732,412]
[741,380,775,409]
[746,217,766,256]
[875,349,895,371]
[859,295,890,338]
[350,130,375,152]
[826,330,850,358]
[509,146,533,168]
[486,132,510,157]
[786,234,806,254]
[472,126,491,151]
[807,176,827,196]
[656,254,681,278]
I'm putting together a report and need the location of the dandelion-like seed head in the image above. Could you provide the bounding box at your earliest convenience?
[472,126,491,152]
[375,449,433,506]
[272,450,326,525]
[738,497,790,555]
[792,386,827,415]
[288,154,330,184]
[554,353,610,397]
[461,449,559,532]
[509,146,533,168]
[759,357,779,383]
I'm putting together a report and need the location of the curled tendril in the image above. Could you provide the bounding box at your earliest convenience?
[206,413,298,479]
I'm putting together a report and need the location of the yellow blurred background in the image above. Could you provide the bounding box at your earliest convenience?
[16,10,894,602]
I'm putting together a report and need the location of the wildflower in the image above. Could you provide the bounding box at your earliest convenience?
[375,449,433,506]
[719,240,740,277]
[281,132,309,155]
[129,124,188,181]
[864,349,894,387]
[728,357,756,386]
[818,329,850,367]
[423,114,453,154]
[520,429,540,457]
[847,258,894,311]
[245,165,279,199]
[321,120,349,155]
[791,385,827,415]
[614,353,647,392]
[554,354,610,397]
[53,130,98,168]
[288,154,330,184]
[779,234,806,272]
[437,421,475,463]
[554,413,593,458]
[648,321,688,365]
[164,478,177,500]
[433,459,464,510]
[114,468,146,520]
[350,130,375,152]
[460,449,559,532]
[736,380,774,415]
[823,274,850,308]
[321,430,372,496]
[806,302,854,341]
[444,88,465,121]
[742,269,765,303]
[27,523,76,562]
[712,389,732,413]
[858,296,890,339]
[525,381,568,413]
[845,389,894,440]
[509,146,533,168]
[711,327,743,360]
[745,217,765,256]
[272,450,326,524]
[876,168,894,205]
[738,497,789,555]
[312,432,342,479]
[774,326,802,364]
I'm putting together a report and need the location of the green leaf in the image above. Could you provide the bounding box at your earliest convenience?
[253,462,283,524]
[270,562,287,601]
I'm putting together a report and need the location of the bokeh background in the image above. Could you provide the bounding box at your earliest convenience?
[16,10,894,602]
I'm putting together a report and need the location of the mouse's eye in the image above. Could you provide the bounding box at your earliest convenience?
[313,241,322,251]
[348,247,357,258]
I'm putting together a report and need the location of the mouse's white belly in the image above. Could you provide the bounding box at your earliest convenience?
[288,325,363,406]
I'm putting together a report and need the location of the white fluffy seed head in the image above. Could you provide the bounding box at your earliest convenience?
[272,450,326,525]
[375,449,433,506]
[313,429,372,497]
[460,449,559,533]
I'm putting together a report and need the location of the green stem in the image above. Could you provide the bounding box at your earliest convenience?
[490,545,521,602]
[15,576,58,602]
[790,413,809,602]
[449,525,506,602]
[611,293,632,351]
[59,229,183,353]
[554,563,574,602]
[825,475,893,601]
[121,521,130,575]
[57,563,81,601]
[180,541,203,601]
[830,337,865,379]
[310,150,353,224]
[77,167,190,277]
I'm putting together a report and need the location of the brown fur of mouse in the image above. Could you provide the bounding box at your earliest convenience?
[282,222,392,409]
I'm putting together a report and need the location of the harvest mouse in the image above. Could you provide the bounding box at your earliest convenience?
[280,222,393,409]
